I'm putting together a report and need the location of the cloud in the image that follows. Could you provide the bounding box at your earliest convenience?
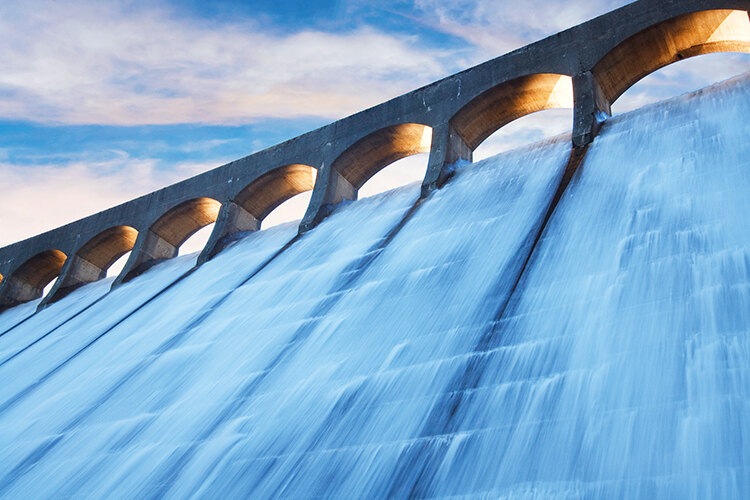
[472,109,575,160]
[0,0,453,125]
[407,0,633,60]
[0,156,216,247]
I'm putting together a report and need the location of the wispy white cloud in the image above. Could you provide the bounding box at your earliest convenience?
[408,0,632,60]
[0,157,216,247]
[0,0,452,125]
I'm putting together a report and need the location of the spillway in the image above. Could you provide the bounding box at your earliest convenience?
[1,74,750,498]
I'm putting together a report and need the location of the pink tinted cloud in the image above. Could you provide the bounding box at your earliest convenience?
[0,0,452,125]
[0,157,217,247]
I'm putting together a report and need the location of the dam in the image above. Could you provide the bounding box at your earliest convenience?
[1,0,750,497]
[0,73,749,497]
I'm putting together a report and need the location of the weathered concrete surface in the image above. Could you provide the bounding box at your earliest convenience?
[451,74,574,151]
[1,0,749,310]
[593,9,750,105]
[41,226,138,306]
[198,164,316,265]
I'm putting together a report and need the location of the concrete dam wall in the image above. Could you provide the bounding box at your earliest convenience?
[1,0,750,310]
[1,74,750,497]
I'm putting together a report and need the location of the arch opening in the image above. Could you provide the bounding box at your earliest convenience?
[358,153,430,198]
[107,251,132,278]
[472,108,574,162]
[43,277,59,299]
[611,51,750,113]
[593,9,750,108]
[1,249,67,306]
[150,197,222,250]
[333,123,432,191]
[263,191,313,228]
[180,223,216,256]
[451,73,574,153]
[114,198,221,284]
[11,249,67,292]
[78,225,139,276]
[38,225,141,302]
[234,164,317,228]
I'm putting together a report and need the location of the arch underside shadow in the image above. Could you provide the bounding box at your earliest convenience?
[78,225,139,276]
[42,225,139,306]
[451,73,574,152]
[114,197,222,285]
[235,164,317,223]
[594,9,750,105]
[151,197,222,249]
[334,123,432,191]
[0,249,67,308]
[196,165,317,265]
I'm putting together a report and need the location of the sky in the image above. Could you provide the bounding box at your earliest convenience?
[3,0,750,253]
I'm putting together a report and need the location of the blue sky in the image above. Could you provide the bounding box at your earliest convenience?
[2,0,750,248]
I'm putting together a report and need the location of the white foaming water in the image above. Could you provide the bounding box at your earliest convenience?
[450,76,750,498]
[0,75,749,498]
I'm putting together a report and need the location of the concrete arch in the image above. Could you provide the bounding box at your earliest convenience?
[593,9,750,106]
[77,225,139,273]
[196,165,317,264]
[234,164,317,223]
[151,197,222,249]
[451,74,574,151]
[0,249,67,309]
[40,226,139,307]
[113,197,222,285]
[299,125,431,232]
[333,123,432,191]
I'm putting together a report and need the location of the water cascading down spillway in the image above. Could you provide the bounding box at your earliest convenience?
[1,74,750,497]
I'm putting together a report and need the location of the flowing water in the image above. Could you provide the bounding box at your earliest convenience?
[1,75,749,498]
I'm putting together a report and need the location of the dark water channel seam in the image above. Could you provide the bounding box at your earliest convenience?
[0,312,36,340]
[0,266,199,369]
[0,287,138,367]
[263,157,582,497]
[0,265,196,418]
[0,284,121,340]
[0,236,303,494]
[386,146,589,498]
[146,199,427,498]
